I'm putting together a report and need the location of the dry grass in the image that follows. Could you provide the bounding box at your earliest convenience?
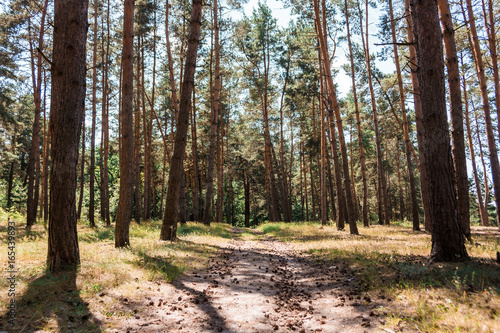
[0,214,232,332]
[258,221,500,332]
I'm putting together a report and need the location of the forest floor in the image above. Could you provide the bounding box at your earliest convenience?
[0,216,499,332]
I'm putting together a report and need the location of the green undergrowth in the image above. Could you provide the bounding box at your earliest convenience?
[258,221,500,332]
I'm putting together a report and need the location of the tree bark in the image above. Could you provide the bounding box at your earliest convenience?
[437,0,470,239]
[160,0,203,240]
[389,0,419,230]
[404,0,431,232]
[410,0,468,262]
[359,0,388,226]
[463,70,488,226]
[313,0,356,233]
[89,3,98,227]
[115,0,134,247]
[47,0,88,272]
[203,5,219,224]
[26,0,48,228]
[462,0,500,230]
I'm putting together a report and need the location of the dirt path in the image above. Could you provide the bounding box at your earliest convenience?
[107,229,388,332]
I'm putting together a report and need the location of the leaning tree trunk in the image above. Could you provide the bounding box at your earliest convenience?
[314,0,357,234]
[410,0,468,262]
[160,0,203,240]
[47,0,88,272]
[462,0,500,230]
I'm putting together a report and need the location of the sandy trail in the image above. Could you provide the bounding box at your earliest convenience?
[108,228,387,332]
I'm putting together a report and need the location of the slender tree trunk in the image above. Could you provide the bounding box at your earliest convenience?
[476,112,491,226]
[191,88,200,221]
[115,0,134,247]
[359,0,388,226]
[41,74,49,222]
[279,52,292,222]
[27,0,48,227]
[203,4,219,224]
[160,0,203,240]
[389,0,419,230]
[216,93,224,222]
[77,109,85,220]
[437,0,470,238]
[462,0,500,229]
[89,4,98,227]
[303,143,310,222]
[404,0,431,232]
[133,38,142,224]
[410,0,468,262]
[101,0,111,226]
[244,170,250,227]
[463,71,488,226]
[481,0,500,138]
[47,0,88,272]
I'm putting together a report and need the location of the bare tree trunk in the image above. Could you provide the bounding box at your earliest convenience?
[359,0,388,226]
[203,3,220,225]
[160,0,203,240]
[47,0,88,272]
[481,0,500,138]
[191,88,200,221]
[463,70,488,226]
[133,38,142,225]
[404,0,431,232]
[77,110,85,220]
[462,0,500,230]
[89,3,98,227]
[389,0,419,230]
[244,170,250,227]
[26,0,48,228]
[115,0,134,247]
[437,0,470,238]
[410,0,468,262]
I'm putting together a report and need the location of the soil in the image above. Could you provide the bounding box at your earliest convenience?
[104,228,389,332]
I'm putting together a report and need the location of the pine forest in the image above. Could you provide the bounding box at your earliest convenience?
[0,0,499,331]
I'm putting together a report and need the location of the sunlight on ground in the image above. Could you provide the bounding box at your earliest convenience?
[258,221,500,332]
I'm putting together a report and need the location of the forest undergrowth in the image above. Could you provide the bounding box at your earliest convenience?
[0,212,499,332]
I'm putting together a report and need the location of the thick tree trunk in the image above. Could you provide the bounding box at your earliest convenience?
[410,0,468,262]
[115,0,134,247]
[160,0,203,240]
[47,0,88,272]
